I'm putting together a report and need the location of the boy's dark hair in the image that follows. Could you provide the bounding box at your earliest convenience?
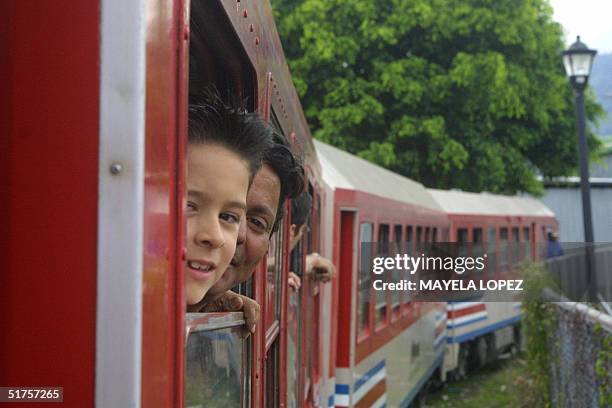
[291,191,312,228]
[267,133,305,233]
[188,93,273,181]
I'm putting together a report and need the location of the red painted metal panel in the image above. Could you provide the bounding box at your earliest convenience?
[0,1,99,406]
[337,211,356,367]
[448,304,486,319]
[141,0,186,407]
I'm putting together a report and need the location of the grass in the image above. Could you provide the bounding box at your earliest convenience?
[424,354,540,408]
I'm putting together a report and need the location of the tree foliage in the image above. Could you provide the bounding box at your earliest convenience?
[272,0,604,194]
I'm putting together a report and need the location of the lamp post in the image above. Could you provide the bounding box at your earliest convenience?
[562,36,597,299]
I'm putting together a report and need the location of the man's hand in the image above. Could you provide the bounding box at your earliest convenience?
[306,253,336,283]
[288,271,302,290]
[200,291,260,337]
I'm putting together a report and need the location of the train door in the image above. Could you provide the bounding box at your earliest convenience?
[336,210,358,402]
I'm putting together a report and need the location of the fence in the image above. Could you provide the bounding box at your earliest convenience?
[544,243,612,302]
[542,290,612,407]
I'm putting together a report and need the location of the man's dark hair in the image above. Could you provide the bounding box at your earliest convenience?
[267,133,305,233]
[188,92,273,181]
[291,191,312,228]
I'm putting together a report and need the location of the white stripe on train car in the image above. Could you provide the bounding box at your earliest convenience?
[447,310,488,329]
[353,367,385,403]
[447,315,522,344]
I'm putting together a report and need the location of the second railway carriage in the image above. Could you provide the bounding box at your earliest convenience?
[428,189,557,378]
[316,140,450,408]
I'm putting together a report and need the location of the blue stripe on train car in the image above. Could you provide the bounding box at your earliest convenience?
[433,334,447,349]
[398,353,444,408]
[335,383,350,394]
[353,360,386,392]
[447,315,522,344]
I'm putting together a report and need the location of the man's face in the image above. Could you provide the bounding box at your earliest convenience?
[205,164,281,298]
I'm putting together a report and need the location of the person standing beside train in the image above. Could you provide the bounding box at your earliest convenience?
[184,95,273,312]
[196,133,305,334]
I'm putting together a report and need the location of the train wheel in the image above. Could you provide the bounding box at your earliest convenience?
[450,345,469,381]
[475,337,488,368]
[508,343,519,358]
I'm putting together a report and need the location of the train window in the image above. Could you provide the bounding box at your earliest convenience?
[457,228,468,243]
[432,227,438,243]
[416,226,423,252]
[487,227,497,273]
[358,223,373,339]
[523,226,531,259]
[406,226,414,251]
[424,227,431,243]
[473,228,483,258]
[457,228,468,257]
[512,227,520,265]
[500,227,509,270]
[265,226,283,329]
[392,225,403,314]
[394,225,403,250]
[185,313,247,408]
[376,224,390,327]
[264,341,280,408]
[189,0,256,106]
[403,225,414,306]
[473,228,483,243]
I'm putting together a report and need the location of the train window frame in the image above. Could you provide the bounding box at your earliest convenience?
[499,227,509,272]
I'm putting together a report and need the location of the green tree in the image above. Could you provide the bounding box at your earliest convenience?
[272,0,603,194]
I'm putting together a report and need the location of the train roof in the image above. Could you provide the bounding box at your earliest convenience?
[428,189,555,217]
[315,140,445,212]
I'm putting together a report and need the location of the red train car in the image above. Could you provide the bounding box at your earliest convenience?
[316,140,450,407]
[3,0,322,407]
[428,189,557,378]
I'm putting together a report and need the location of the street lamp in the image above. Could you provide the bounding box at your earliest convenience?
[562,36,597,300]
[562,36,597,244]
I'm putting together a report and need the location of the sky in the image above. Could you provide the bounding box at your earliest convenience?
[549,0,612,54]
